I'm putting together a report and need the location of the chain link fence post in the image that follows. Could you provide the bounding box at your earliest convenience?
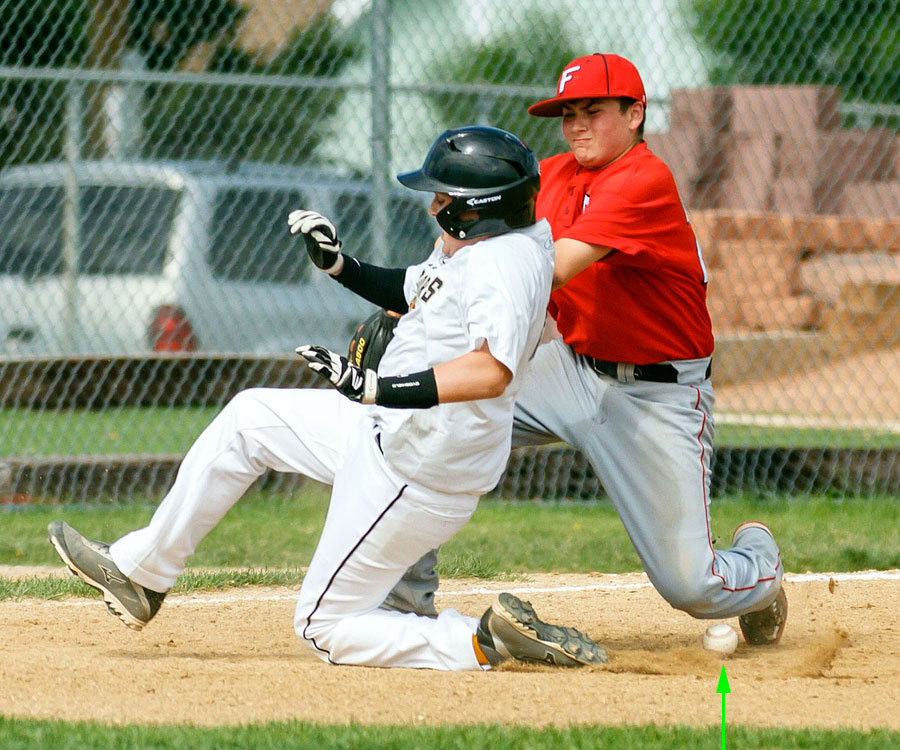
[63,79,84,351]
[370,0,392,266]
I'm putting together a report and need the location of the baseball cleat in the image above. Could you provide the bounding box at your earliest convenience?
[738,587,788,646]
[47,521,167,631]
[476,592,609,667]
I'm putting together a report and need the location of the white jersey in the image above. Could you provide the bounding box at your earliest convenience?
[371,219,554,495]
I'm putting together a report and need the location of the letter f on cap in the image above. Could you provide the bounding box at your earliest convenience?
[558,65,581,94]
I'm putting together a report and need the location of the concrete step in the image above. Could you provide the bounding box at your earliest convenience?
[712,330,829,385]
[707,240,804,300]
[737,295,821,331]
[689,209,900,252]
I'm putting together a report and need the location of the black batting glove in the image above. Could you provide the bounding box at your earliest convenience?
[287,209,344,274]
[296,345,378,404]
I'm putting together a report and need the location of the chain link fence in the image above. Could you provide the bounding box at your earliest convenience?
[1,0,899,502]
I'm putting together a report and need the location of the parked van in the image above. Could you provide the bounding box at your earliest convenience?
[0,161,434,355]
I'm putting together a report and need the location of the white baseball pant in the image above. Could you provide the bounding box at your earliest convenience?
[109,387,484,670]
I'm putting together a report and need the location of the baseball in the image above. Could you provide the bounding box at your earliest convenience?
[702,623,738,654]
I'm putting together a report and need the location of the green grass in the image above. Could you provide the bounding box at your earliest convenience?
[0,406,219,456]
[4,490,900,747]
[715,422,900,449]
[450,493,900,573]
[0,568,307,602]
[3,488,900,601]
[3,406,899,456]
[0,717,898,749]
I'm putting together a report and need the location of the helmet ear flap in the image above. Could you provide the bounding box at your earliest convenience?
[435,199,468,239]
[436,180,538,240]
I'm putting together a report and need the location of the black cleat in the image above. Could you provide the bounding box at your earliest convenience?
[476,592,608,667]
[739,587,788,646]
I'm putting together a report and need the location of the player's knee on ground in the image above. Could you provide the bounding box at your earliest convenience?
[655,576,723,618]
[294,611,336,662]
[655,564,783,619]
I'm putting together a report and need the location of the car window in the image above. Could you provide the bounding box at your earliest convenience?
[80,186,179,275]
[210,188,308,283]
[209,186,434,282]
[0,187,64,277]
[388,197,436,266]
[331,194,435,267]
[0,185,178,278]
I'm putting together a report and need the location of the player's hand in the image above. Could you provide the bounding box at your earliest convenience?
[296,345,378,404]
[288,210,344,274]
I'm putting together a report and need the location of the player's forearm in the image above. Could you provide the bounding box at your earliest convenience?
[553,238,613,289]
[433,349,512,402]
[333,256,409,313]
[375,349,511,408]
[303,342,511,410]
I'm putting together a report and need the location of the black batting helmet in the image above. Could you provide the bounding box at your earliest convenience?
[397,126,540,240]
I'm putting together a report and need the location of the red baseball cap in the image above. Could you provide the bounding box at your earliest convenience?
[528,53,647,118]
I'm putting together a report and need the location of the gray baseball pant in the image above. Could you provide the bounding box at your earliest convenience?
[390,338,782,619]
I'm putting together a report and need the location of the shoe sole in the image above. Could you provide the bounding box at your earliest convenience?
[739,588,788,646]
[48,523,147,631]
[494,593,609,666]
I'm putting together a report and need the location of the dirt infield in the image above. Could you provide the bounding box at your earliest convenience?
[2,570,899,730]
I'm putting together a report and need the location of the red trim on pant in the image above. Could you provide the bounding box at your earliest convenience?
[698,387,781,595]
[695,387,728,592]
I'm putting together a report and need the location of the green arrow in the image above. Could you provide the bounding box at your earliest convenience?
[716,664,731,747]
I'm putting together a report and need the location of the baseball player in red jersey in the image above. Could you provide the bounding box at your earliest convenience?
[397,55,786,646]
[519,53,787,644]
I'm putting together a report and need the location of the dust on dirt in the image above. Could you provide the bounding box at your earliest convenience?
[2,570,899,729]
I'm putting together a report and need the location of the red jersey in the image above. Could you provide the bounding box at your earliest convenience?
[538,142,714,364]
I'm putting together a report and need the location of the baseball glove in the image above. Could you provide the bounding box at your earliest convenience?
[348,309,401,370]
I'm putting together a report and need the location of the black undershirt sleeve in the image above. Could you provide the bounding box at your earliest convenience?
[333,257,409,313]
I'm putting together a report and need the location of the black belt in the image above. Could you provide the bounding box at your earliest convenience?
[583,354,711,383]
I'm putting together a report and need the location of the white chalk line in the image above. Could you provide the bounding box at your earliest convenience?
[22,570,900,609]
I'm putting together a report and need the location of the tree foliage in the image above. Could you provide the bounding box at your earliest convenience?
[0,0,88,167]
[0,0,246,167]
[427,12,578,160]
[128,0,246,71]
[0,1,359,167]
[0,0,87,66]
[143,14,361,164]
[689,0,900,103]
